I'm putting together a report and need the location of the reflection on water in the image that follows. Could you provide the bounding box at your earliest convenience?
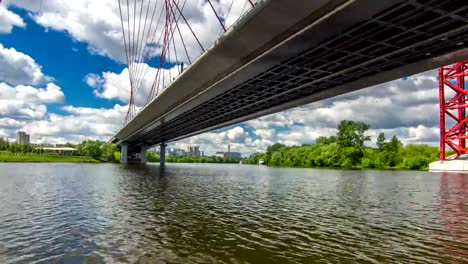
[438,173,468,262]
[0,163,467,263]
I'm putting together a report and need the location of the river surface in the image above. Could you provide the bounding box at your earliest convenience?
[0,163,467,263]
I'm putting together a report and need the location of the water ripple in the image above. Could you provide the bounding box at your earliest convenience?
[0,163,467,263]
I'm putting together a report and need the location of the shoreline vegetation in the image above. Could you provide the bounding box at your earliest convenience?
[146,152,241,164]
[0,120,441,170]
[0,154,100,163]
[244,120,439,171]
[0,140,116,163]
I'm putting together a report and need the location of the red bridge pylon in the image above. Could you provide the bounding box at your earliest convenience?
[439,61,468,160]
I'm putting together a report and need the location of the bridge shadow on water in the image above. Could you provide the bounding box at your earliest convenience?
[120,163,167,177]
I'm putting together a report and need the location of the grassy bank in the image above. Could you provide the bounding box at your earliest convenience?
[0,154,100,163]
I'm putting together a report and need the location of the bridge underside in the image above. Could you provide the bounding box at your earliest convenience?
[114,0,468,151]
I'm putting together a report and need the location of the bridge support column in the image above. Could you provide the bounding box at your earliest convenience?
[140,145,147,164]
[160,143,166,167]
[430,61,468,172]
[121,143,128,164]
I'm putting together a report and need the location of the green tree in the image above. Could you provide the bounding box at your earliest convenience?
[64,142,75,148]
[340,147,364,167]
[266,143,285,165]
[267,143,286,153]
[377,132,386,150]
[77,140,103,158]
[315,136,336,145]
[337,120,370,148]
[101,143,117,161]
[386,135,402,152]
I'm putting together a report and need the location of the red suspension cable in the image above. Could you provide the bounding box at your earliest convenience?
[207,0,226,32]
[171,0,205,52]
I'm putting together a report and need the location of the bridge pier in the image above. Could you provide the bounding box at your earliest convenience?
[120,143,147,164]
[140,145,147,163]
[160,143,166,167]
[120,143,128,164]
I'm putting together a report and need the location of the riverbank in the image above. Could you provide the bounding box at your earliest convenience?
[0,154,100,163]
[146,152,241,164]
[262,164,429,171]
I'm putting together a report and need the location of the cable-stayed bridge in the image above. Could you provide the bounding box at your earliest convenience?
[110,0,468,163]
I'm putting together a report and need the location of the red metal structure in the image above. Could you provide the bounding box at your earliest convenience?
[116,0,258,124]
[439,61,468,160]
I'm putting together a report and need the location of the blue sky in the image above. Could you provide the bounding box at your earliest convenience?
[0,0,443,155]
[0,7,125,112]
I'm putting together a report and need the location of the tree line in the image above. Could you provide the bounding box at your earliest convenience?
[243,120,439,170]
[0,139,118,162]
[146,152,241,163]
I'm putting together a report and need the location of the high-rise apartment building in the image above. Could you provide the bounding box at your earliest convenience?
[16,131,30,145]
[188,146,201,157]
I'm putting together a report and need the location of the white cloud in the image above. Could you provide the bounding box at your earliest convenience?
[0,5,25,34]
[4,0,258,63]
[407,125,439,143]
[5,0,124,60]
[226,126,247,143]
[84,73,101,88]
[86,63,180,106]
[171,125,252,156]
[0,82,64,121]
[0,43,48,85]
[28,104,126,140]
[0,103,126,144]
[0,82,64,104]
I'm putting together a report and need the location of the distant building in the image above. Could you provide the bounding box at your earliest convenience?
[16,131,30,145]
[224,151,241,159]
[31,143,54,148]
[217,145,242,159]
[36,147,78,156]
[167,146,204,157]
[187,146,201,157]
[168,148,187,157]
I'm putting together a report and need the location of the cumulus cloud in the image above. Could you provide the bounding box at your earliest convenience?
[283,70,439,130]
[0,103,126,144]
[243,70,441,150]
[4,0,124,60]
[171,125,253,156]
[0,82,64,121]
[28,104,126,140]
[0,43,48,85]
[0,5,25,34]
[4,0,258,63]
[0,82,64,104]
[86,63,179,106]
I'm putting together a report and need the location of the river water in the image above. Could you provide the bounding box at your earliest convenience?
[0,163,467,263]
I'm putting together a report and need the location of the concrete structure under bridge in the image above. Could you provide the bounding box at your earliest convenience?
[111,0,468,165]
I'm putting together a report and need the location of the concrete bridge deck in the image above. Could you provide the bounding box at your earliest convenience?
[112,0,468,151]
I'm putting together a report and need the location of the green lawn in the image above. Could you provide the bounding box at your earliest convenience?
[0,154,101,163]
